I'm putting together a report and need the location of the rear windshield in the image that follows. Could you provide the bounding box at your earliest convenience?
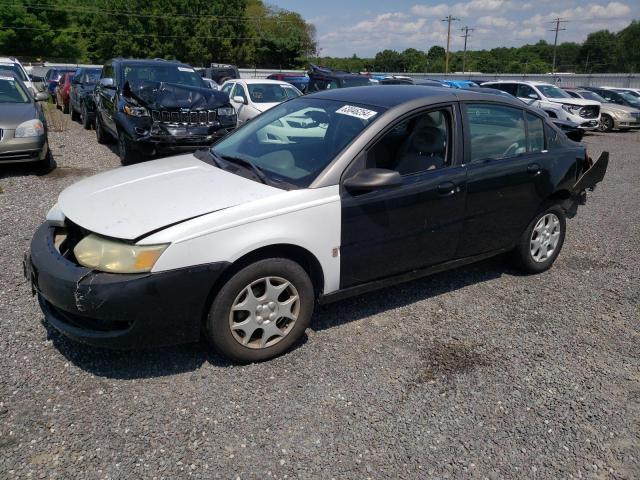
[0,63,27,82]
[123,65,205,88]
[0,77,30,103]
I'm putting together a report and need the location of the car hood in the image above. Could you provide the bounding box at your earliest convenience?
[57,155,282,240]
[0,102,37,128]
[601,103,639,114]
[126,81,230,110]
[547,98,599,107]
[254,102,280,113]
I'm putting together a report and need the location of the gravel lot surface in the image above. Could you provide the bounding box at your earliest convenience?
[1,119,639,479]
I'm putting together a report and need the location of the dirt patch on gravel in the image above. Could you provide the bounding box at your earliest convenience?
[43,166,95,179]
[417,340,491,383]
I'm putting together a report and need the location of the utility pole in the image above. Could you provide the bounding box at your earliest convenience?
[549,18,568,74]
[460,26,474,74]
[441,15,459,75]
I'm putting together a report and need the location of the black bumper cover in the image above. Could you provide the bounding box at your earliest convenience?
[25,222,229,349]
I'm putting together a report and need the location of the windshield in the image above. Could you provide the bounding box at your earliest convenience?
[247,83,301,103]
[617,89,640,98]
[123,65,205,88]
[579,91,606,102]
[0,77,30,103]
[212,98,384,188]
[536,85,572,99]
[0,64,27,82]
[341,77,372,88]
[619,91,640,106]
[85,69,101,84]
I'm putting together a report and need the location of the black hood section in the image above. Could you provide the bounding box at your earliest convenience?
[124,81,229,110]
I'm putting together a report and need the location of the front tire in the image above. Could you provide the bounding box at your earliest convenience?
[599,114,613,132]
[71,104,80,121]
[95,114,112,144]
[205,258,315,363]
[81,103,92,130]
[117,131,139,165]
[512,205,566,273]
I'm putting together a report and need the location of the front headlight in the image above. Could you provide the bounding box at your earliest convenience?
[561,104,581,115]
[123,104,149,117]
[73,234,168,273]
[15,119,45,138]
[217,107,235,116]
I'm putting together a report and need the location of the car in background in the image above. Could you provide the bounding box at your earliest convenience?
[26,85,608,362]
[69,67,102,129]
[376,75,415,85]
[221,79,302,125]
[197,63,240,86]
[414,79,450,87]
[0,74,52,171]
[306,64,372,92]
[94,58,237,165]
[42,67,76,95]
[603,87,640,98]
[580,86,640,110]
[441,79,477,88]
[563,87,640,132]
[482,81,600,130]
[266,73,309,93]
[0,57,35,94]
[54,72,75,113]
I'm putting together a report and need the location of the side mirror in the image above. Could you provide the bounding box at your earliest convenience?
[528,93,539,99]
[35,92,49,102]
[233,95,247,105]
[99,77,115,89]
[343,168,403,192]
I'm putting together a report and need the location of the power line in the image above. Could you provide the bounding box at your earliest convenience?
[441,15,459,75]
[460,26,474,74]
[549,17,568,74]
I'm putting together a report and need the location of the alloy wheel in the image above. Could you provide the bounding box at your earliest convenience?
[530,213,561,263]
[228,276,300,349]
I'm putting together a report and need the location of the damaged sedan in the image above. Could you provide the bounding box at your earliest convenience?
[94,58,237,164]
[25,86,608,363]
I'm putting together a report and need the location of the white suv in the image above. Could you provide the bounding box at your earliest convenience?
[482,81,600,130]
[0,57,35,94]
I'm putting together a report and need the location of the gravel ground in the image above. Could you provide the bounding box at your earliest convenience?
[0,119,639,479]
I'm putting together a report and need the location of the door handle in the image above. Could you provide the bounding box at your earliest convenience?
[437,181,457,196]
[527,163,541,175]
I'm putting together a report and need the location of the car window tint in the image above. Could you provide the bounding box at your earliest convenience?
[467,104,526,162]
[368,109,451,175]
[232,84,246,101]
[545,124,563,150]
[247,84,291,103]
[517,84,538,99]
[526,112,545,152]
[221,83,233,95]
[492,83,517,96]
[0,77,30,103]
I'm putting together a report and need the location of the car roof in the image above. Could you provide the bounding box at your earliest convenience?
[111,58,192,68]
[235,79,296,85]
[306,84,523,109]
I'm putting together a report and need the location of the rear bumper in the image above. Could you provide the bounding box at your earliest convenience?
[25,222,229,349]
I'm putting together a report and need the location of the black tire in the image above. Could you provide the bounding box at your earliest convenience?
[598,114,613,132]
[205,258,315,363]
[35,149,55,175]
[511,205,566,274]
[117,130,139,165]
[70,104,80,121]
[95,114,112,144]
[80,103,92,130]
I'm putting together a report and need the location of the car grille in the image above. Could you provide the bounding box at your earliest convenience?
[579,105,600,119]
[631,112,640,119]
[151,109,217,125]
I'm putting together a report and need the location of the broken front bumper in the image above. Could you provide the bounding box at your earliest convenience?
[25,222,229,349]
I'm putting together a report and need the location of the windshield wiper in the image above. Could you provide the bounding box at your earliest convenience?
[193,148,223,168]
[219,154,270,185]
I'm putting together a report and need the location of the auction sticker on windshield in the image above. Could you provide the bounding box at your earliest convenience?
[336,105,378,120]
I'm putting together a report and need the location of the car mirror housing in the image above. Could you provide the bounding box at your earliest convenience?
[34,92,49,102]
[233,95,247,105]
[344,168,403,192]
[99,77,115,89]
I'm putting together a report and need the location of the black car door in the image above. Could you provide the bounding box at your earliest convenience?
[457,103,554,257]
[340,104,467,288]
[96,64,117,134]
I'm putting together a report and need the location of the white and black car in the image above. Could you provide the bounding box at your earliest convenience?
[482,81,601,130]
[25,86,608,362]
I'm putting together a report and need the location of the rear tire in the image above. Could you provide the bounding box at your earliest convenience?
[71,105,79,121]
[205,258,314,363]
[511,205,566,274]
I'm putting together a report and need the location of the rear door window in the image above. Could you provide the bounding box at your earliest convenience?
[526,112,545,152]
[466,104,527,162]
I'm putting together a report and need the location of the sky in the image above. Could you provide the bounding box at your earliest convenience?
[271,0,639,57]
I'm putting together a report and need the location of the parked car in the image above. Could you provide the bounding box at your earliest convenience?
[54,72,75,113]
[220,79,302,125]
[197,63,240,85]
[579,86,640,110]
[25,86,608,362]
[377,75,415,85]
[414,79,450,87]
[0,57,35,94]
[93,58,237,165]
[563,87,640,132]
[42,67,76,95]
[0,74,52,170]
[266,73,309,93]
[68,67,101,129]
[464,86,585,141]
[482,81,600,130]
[307,64,372,92]
[603,87,640,98]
